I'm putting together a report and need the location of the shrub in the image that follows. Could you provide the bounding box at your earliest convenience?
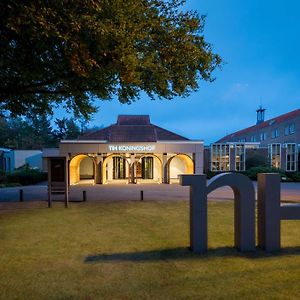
[0,183,22,188]
[288,172,300,182]
[0,169,47,186]
[245,166,286,181]
[246,155,268,169]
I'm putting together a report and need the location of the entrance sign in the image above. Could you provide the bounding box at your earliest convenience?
[257,173,300,251]
[47,157,69,208]
[180,173,300,253]
[108,145,155,152]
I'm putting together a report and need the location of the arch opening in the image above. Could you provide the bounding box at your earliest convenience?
[168,154,194,183]
[102,154,130,184]
[136,154,163,183]
[69,154,96,185]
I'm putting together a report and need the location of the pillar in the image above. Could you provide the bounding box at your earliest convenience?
[95,155,102,184]
[193,152,203,175]
[162,153,169,184]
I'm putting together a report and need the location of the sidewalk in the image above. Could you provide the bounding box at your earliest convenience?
[0,182,299,203]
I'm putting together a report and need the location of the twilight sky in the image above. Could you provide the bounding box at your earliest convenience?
[71,0,300,144]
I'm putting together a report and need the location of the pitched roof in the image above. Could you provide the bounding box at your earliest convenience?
[217,108,300,142]
[78,115,189,142]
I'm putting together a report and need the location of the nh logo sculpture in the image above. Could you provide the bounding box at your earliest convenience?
[180,173,300,253]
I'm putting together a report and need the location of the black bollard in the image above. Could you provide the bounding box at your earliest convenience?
[140,190,144,201]
[19,189,23,202]
[83,190,87,202]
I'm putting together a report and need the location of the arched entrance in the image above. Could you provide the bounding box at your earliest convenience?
[136,154,163,183]
[102,154,130,184]
[69,154,96,185]
[168,154,194,183]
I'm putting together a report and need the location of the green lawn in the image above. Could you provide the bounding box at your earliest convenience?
[0,200,300,299]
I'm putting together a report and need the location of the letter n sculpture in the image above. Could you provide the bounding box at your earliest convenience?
[180,173,255,253]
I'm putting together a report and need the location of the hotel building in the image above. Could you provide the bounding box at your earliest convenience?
[209,108,300,172]
[44,115,203,185]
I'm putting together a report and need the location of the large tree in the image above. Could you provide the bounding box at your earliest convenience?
[0,0,221,120]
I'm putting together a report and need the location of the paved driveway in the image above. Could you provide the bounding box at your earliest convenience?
[0,182,299,203]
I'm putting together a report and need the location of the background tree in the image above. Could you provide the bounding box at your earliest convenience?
[53,118,82,141]
[0,0,221,120]
[0,116,83,149]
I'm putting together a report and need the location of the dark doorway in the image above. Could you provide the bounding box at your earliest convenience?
[142,157,153,179]
[50,158,65,182]
[113,157,127,179]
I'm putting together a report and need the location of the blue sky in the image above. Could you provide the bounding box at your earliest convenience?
[77,0,300,144]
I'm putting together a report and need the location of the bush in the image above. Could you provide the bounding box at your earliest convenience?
[245,166,286,181]
[0,169,47,186]
[0,183,22,188]
[246,155,268,169]
[288,172,300,182]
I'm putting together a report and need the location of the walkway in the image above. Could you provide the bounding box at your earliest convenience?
[0,182,299,203]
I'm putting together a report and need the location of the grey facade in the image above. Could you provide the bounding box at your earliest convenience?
[218,108,300,146]
[212,108,300,172]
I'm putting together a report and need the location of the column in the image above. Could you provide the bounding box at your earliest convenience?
[193,151,203,175]
[95,155,102,184]
[162,153,168,184]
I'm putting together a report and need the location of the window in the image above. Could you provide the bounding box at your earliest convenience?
[235,144,245,171]
[211,144,230,172]
[285,123,295,135]
[250,136,256,142]
[260,132,266,141]
[142,157,153,179]
[289,123,295,134]
[284,126,289,135]
[238,138,246,142]
[113,157,126,179]
[286,143,297,172]
[271,129,279,139]
[268,144,281,169]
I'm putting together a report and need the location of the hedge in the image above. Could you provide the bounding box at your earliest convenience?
[0,169,47,186]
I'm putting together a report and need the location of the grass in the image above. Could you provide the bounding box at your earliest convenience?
[0,200,300,299]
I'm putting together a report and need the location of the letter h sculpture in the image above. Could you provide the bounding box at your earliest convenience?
[180,173,300,253]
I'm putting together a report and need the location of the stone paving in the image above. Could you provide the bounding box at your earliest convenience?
[0,181,299,203]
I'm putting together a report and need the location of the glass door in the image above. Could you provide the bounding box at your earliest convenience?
[142,157,153,179]
[113,157,126,179]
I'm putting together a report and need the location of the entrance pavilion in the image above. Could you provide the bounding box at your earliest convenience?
[50,115,203,185]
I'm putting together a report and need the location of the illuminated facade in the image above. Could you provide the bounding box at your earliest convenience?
[46,115,203,185]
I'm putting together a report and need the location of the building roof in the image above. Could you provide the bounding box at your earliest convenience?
[78,115,189,142]
[217,108,300,142]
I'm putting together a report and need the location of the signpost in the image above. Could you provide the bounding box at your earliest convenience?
[47,157,69,208]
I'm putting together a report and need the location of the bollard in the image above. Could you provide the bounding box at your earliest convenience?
[140,190,144,201]
[19,189,23,202]
[83,190,87,202]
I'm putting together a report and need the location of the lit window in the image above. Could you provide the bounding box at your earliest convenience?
[235,144,245,171]
[286,143,297,172]
[211,144,230,172]
[268,144,281,169]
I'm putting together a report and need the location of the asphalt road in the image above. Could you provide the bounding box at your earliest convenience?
[0,181,299,203]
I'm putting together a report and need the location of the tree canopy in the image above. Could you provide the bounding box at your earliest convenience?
[0,0,222,120]
[0,116,83,149]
